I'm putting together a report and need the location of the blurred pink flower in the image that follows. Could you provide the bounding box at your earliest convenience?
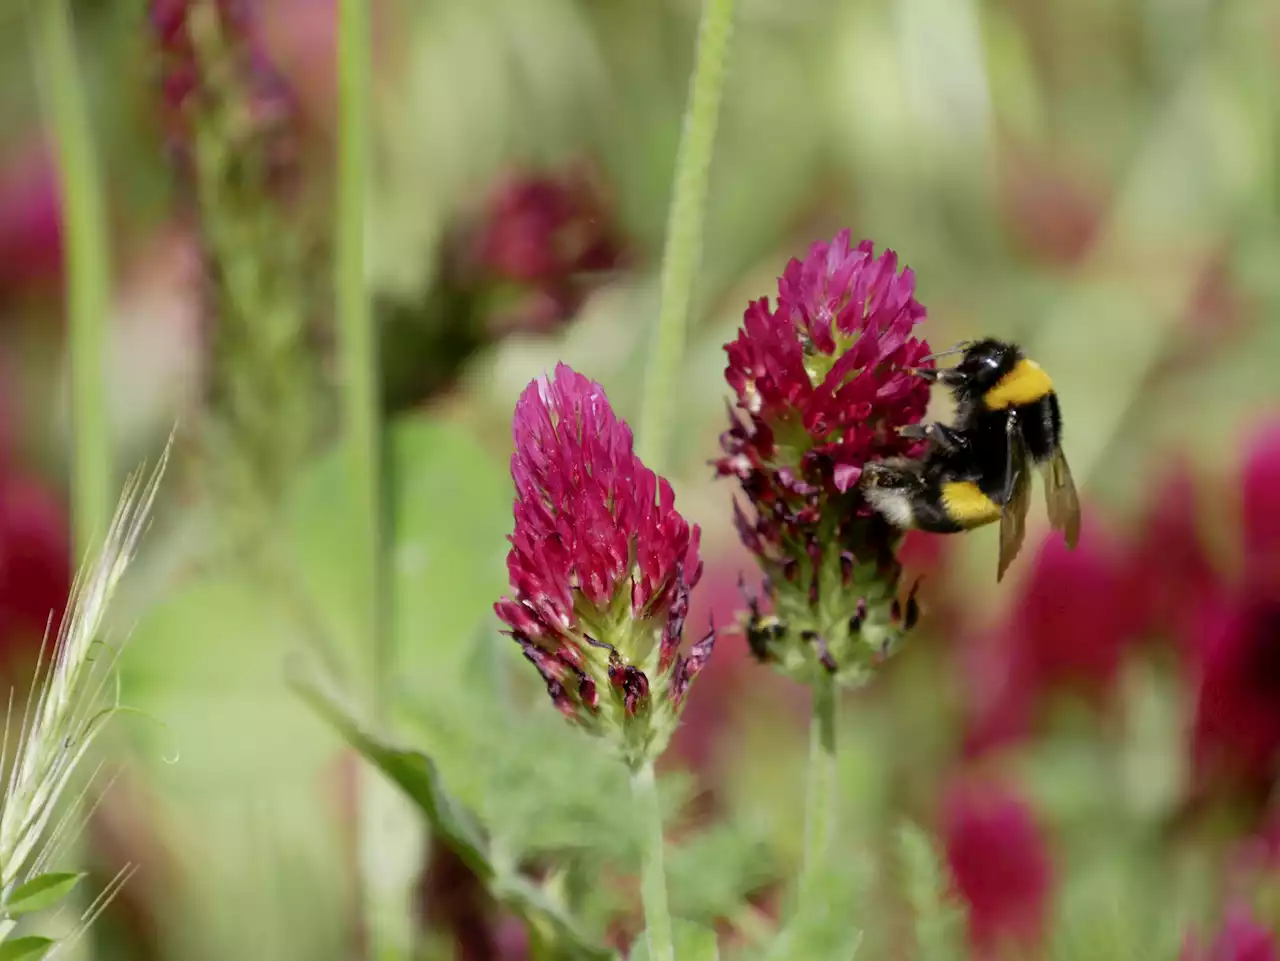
[1227,813,1280,901]
[896,530,951,579]
[418,843,527,961]
[662,563,753,780]
[963,519,1132,756]
[0,144,63,299]
[942,777,1052,954]
[1242,420,1280,591]
[661,557,805,798]
[470,165,626,333]
[150,0,303,189]
[0,471,71,658]
[476,170,620,285]
[997,139,1103,266]
[1177,249,1252,354]
[1181,905,1278,961]
[1186,420,1280,808]
[1187,585,1280,804]
[257,0,337,121]
[1123,463,1218,650]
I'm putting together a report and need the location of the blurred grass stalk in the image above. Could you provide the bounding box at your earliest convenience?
[800,672,837,899]
[635,0,736,470]
[335,0,414,957]
[31,1,113,958]
[34,0,112,559]
[633,1,735,959]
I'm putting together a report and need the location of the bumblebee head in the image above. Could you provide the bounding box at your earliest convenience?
[859,459,921,491]
[916,338,1022,394]
[860,459,923,529]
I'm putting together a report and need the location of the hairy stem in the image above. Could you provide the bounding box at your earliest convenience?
[632,761,674,961]
[636,0,736,471]
[35,0,112,558]
[801,671,838,897]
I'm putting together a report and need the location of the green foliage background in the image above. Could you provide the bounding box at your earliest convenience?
[1,0,1278,957]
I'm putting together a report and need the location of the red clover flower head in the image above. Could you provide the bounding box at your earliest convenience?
[495,364,714,768]
[716,230,932,685]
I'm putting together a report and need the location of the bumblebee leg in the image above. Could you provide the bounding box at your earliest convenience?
[932,422,969,451]
[1000,411,1020,509]
[900,422,968,452]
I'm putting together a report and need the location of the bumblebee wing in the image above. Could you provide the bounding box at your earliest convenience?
[1042,447,1082,549]
[997,417,1031,582]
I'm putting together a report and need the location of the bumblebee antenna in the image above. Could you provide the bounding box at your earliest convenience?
[917,341,971,364]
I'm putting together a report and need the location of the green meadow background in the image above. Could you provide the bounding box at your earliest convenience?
[0,0,1277,958]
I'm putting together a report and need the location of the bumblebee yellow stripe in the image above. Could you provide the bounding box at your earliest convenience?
[984,358,1054,410]
[940,481,1002,528]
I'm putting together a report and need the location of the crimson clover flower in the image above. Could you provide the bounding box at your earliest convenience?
[1180,905,1278,961]
[942,777,1052,956]
[467,164,627,335]
[1184,421,1280,813]
[495,364,714,768]
[715,230,933,684]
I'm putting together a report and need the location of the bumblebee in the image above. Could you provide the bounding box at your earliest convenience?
[739,576,786,663]
[861,431,1032,579]
[870,337,1080,580]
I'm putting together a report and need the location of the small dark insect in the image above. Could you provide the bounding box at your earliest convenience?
[740,577,786,663]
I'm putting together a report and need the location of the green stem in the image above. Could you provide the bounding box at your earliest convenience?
[337,0,384,715]
[34,0,112,559]
[336,0,405,958]
[632,761,674,961]
[800,671,838,897]
[30,10,109,961]
[635,0,736,471]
